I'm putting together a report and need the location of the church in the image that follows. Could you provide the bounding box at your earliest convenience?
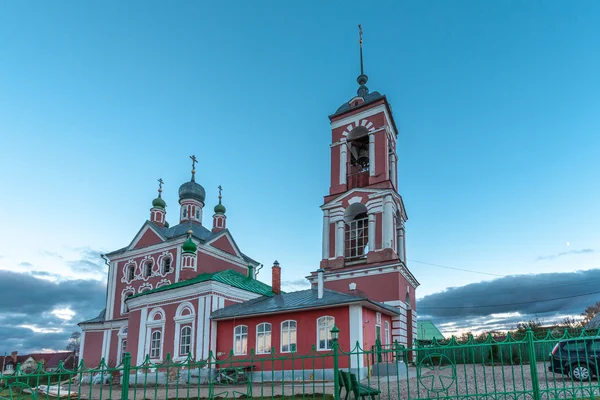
[78,36,419,373]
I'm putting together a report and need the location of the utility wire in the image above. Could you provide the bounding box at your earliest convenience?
[409,259,556,283]
[419,289,600,310]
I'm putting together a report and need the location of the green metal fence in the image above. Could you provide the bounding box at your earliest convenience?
[2,328,600,400]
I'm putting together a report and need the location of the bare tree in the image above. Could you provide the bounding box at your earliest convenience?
[581,301,600,326]
[66,331,81,354]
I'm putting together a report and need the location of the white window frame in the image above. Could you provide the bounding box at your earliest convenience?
[145,308,165,361]
[6,364,13,370]
[256,323,272,355]
[317,316,335,351]
[150,330,162,359]
[173,302,196,361]
[280,320,297,353]
[233,325,248,355]
[345,217,369,259]
[179,326,192,357]
[144,261,153,278]
[376,312,381,324]
[117,326,128,364]
[161,257,172,275]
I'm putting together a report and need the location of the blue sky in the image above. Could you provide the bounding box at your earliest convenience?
[0,1,599,349]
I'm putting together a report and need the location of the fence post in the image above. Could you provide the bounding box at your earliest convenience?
[121,352,131,400]
[526,328,541,400]
[331,325,340,400]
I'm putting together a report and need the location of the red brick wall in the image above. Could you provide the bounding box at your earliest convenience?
[82,331,104,367]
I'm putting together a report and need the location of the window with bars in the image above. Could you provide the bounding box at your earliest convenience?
[127,266,135,281]
[345,217,369,259]
[180,326,192,356]
[161,258,172,274]
[150,331,161,358]
[144,262,153,278]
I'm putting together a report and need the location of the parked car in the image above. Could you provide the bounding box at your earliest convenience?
[548,337,600,381]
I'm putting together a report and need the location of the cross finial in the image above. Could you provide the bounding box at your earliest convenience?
[356,24,368,96]
[218,185,223,198]
[190,155,198,181]
[358,24,364,76]
[157,178,164,195]
[359,24,363,48]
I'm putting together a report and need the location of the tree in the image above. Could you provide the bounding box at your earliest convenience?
[581,301,600,327]
[66,331,81,354]
[515,317,543,333]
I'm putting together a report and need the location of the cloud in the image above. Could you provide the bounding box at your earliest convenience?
[29,270,61,278]
[536,248,594,261]
[18,261,33,267]
[67,247,107,275]
[418,269,600,336]
[282,278,311,292]
[0,270,106,353]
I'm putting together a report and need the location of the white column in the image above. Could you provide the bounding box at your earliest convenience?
[322,210,330,259]
[369,134,375,177]
[196,297,205,360]
[137,308,148,365]
[349,305,365,374]
[382,195,393,249]
[368,213,376,252]
[339,143,347,185]
[335,220,345,258]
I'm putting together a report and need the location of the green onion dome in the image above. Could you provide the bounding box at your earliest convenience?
[152,196,166,209]
[214,201,226,214]
[182,231,197,254]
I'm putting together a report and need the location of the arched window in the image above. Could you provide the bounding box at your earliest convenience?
[144,262,153,278]
[121,289,135,315]
[256,323,272,354]
[6,364,13,371]
[183,208,187,218]
[161,258,172,274]
[281,320,297,353]
[317,316,335,351]
[344,203,369,259]
[120,339,127,362]
[195,209,200,219]
[234,325,248,355]
[180,326,192,356]
[150,331,161,358]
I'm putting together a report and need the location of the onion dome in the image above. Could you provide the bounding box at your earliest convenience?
[182,230,197,254]
[152,195,166,209]
[152,179,167,209]
[214,186,226,214]
[179,158,206,203]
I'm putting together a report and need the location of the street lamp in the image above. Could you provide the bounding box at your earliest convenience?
[330,325,340,341]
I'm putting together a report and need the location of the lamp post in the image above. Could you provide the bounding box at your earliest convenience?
[331,325,340,400]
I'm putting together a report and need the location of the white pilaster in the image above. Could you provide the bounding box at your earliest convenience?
[369,134,375,177]
[136,308,148,365]
[399,227,406,263]
[349,305,364,353]
[79,331,86,362]
[196,297,205,360]
[335,220,345,258]
[339,143,347,185]
[382,195,394,249]
[368,213,376,252]
[175,245,182,283]
[202,296,211,359]
[390,154,397,188]
[322,210,330,259]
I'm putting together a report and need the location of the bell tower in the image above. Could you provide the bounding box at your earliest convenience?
[312,25,419,348]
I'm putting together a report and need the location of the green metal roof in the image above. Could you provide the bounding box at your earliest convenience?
[129,269,273,300]
[417,320,445,341]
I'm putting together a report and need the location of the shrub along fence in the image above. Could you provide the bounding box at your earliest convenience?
[1,328,600,400]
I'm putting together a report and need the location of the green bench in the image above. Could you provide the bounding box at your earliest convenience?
[338,370,381,400]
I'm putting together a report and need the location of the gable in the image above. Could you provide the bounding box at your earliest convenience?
[131,225,164,249]
[210,235,239,257]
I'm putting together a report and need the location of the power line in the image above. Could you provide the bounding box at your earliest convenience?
[409,259,555,283]
[419,290,600,310]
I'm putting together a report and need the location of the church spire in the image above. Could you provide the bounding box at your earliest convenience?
[357,24,369,98]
